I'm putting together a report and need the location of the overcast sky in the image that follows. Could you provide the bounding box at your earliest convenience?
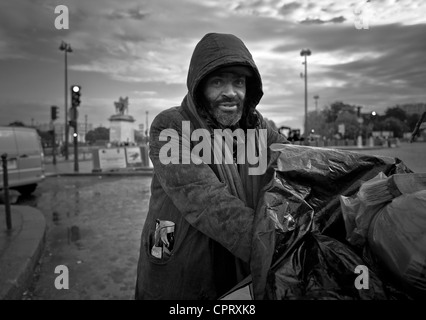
[1,0,425,133]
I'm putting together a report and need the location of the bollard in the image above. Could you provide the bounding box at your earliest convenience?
[74,134,79,172]
[1,153,12,230]
[52,129,57,165]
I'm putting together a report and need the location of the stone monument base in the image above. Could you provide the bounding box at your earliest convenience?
[109,115,136,145]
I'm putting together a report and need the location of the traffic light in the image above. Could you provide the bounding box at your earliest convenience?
[71,85,81,107]
[51,105,58,121]
[69,120,76,129]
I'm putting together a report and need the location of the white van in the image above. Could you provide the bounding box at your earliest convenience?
[0,126,45,196]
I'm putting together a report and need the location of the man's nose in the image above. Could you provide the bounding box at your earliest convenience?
[222,83,237,98]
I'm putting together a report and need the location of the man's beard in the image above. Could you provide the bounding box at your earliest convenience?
[209,98,244,128]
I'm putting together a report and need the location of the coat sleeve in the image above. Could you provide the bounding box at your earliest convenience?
[148,109,254,263]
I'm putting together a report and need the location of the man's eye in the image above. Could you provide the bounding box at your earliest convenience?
[235,79,245,87]
[211,79,222,86]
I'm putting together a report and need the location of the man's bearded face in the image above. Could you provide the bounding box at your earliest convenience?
[202,71,246,127]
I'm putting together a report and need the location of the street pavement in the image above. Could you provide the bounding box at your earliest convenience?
[0,157,153,300]
[0,142,425,300]
[43,157,153,176]
[350,141,426,173]
[0,206,46,300]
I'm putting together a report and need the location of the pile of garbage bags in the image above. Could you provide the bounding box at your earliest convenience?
[248,143,424,300]
[341,172,426,298]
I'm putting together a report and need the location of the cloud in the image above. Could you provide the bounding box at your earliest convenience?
[229,0,426,26]
[1,0,426,132]
[0,38,30,60]
[133,91,158,96]
[299,15,346,24]
[281,2,303,14]
[70,37,190,84]
[107,6,150,20]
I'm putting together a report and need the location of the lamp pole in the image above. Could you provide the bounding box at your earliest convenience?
[300,49,311,144]
[314,95,319,113]
[59,41,72,160]
[357,106,363,147]
[145,111,149,143]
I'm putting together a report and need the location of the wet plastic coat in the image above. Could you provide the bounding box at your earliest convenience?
[135,33,287,300]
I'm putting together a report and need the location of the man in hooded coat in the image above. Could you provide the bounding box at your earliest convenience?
[135,32,287,300]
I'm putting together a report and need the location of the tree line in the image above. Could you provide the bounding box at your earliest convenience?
[306,101,423,140]
[7,101,425,146]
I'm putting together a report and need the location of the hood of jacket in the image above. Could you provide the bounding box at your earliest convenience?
[186,33,263,130]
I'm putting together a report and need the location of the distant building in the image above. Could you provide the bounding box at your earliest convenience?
[372,130,394,138]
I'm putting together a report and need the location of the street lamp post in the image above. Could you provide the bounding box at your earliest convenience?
[300,49,311,144]
[314,95,319,113]
[59,41,72,160]
[357,106,363,147]
[145,111,149,143]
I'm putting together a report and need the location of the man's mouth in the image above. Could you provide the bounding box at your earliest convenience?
[217,103,239,111]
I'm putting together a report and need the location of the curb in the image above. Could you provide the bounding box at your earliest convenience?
[0,206,46,300]
[45,169,154,178]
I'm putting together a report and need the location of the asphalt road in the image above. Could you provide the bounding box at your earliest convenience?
[349,141,426,173]
[19,175,152,300]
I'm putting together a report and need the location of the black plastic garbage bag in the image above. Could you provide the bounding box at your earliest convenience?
[265,232,389,300]
[339,172,426,299]
[368,190,426,298]
[249,143,412,300]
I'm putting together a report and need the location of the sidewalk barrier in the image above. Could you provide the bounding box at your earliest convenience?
[91,145,151,172]
[1,153,12,230]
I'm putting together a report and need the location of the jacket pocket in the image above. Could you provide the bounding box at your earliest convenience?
[147,219,175,263]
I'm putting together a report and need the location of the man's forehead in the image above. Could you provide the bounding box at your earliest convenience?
[209,65,253,78]
[208,71,246,79]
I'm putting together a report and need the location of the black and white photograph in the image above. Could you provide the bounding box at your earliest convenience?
[1,0,425,310]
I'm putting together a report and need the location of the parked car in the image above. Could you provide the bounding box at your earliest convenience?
[0,126,45,195]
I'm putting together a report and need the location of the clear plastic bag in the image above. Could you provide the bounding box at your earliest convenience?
[340,172,389,247]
